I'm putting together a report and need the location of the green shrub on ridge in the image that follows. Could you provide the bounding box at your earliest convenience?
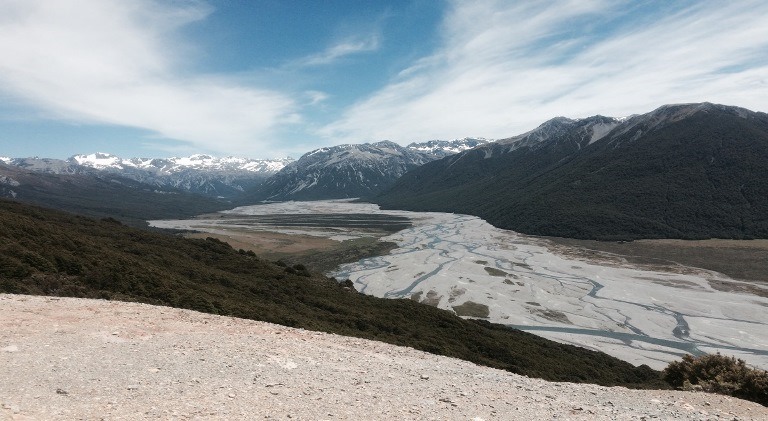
[663,353,768,406]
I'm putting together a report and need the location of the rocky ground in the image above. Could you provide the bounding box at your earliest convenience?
[1,294,766,420]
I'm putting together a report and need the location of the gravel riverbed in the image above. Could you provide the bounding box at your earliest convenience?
[1,295,766,420]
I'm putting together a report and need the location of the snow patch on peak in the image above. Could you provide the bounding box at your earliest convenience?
[67,153,293,174]
[407,138,491,158]
[71,152,125,169]
[0,157,11,164]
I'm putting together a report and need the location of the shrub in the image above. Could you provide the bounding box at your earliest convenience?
[663,353,768,406]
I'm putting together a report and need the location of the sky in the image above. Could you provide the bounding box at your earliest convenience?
[0,0,767,160]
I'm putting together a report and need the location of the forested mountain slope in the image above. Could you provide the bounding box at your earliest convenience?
[376,103,768,240]
[0,163,228,225]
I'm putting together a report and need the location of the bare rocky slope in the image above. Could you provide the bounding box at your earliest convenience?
[2,295,766,420]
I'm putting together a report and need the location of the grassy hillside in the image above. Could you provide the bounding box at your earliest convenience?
[376,105,768,240]
[0,199,663,388]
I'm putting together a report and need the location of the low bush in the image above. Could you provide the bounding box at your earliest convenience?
[663,353,768,406]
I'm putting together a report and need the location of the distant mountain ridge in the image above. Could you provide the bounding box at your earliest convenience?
[1,138,487,219]
[245,138,489,201]
[0,161,228,225]
[3,153,293,199]
[70,152,290,174]
[375,103,768,240]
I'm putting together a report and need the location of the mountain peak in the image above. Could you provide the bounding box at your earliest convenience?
[249,138,489,201]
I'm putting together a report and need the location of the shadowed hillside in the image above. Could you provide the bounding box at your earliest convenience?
[376,103,768,240]
[0,163,230,226]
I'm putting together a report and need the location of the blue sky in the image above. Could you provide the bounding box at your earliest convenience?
[1,0,767,159]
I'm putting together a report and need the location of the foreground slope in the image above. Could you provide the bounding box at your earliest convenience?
[3,295,766,420]
[376,103,768,240]
[0,199,660,387]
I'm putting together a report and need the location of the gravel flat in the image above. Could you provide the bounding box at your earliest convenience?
[1,294,766,420]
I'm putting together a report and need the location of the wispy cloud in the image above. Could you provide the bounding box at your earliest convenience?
[295,35,380,67]
[305,90,330,105]
[0,0,298,156]
[319,0,768,143]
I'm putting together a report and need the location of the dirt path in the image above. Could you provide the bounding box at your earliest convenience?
[2,295,766,420]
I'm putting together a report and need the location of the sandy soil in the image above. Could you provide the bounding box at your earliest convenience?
[2,294,767,420]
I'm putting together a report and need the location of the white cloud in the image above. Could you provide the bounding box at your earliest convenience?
[0,0,298,156]
[319,0,768,143]
[295,34,380,67]
[305,90,330,105]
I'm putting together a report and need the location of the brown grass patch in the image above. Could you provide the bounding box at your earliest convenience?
[543,237,768,285]
[421,290,443,307]
[452,301,490,318]
[530,308,571,324]
[185,231,336,259]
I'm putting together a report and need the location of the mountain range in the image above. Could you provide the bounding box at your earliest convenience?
[243,138,488,202]
[0,161,229,226]
[1,153,292,199]
[375,103,768,240]
[4,102,767,241]
[1,138,486,206]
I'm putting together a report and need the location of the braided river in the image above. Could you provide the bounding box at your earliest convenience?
[151,200,768,370]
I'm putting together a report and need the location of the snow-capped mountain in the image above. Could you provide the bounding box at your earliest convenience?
[0,161,230,224]
[407,137,490,158]
[3,157,89,175]
[3,138,484,203]
[247,138,489,201]
[3,153,293,199]
[70,153,290,174]
[472,115,622,158]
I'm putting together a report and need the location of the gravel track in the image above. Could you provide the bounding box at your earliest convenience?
[1,295,766,420]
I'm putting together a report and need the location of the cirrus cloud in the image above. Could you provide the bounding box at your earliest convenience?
[319,0,768,143]
[0,0,298,156]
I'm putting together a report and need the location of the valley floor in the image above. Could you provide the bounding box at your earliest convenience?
[3,295,767,420]
[151,200,768,371]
